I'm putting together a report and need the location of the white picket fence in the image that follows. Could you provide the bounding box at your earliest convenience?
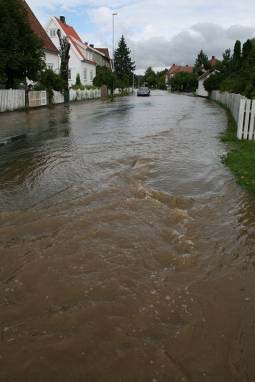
[211,91,255,140]
[0,88,102,112]
[0,89,25,112]
[69,89,101,102]
[52,90,64,104]
[29,91,47,108]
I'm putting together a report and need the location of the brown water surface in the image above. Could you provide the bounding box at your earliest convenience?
[1,92,255,381]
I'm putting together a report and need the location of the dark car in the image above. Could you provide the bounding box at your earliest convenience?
[137,87,150,97]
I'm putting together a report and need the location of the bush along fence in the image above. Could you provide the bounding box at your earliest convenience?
[0,88,102,112]
[211,91,255,141]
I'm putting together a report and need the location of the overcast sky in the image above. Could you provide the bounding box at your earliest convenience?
[27,0,255,73]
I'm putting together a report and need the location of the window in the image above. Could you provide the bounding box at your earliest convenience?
[47,63,54,71]
[90,70,93,81]
[84,69,87,82]
[49,29,57,37]
[68,69,71,80]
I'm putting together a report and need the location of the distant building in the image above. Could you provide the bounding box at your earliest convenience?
[196,69,218,98]
[165,64,193,84]
[22,0,60,72]
[209,56,218,67]
[165,64,193,88]
[196,56,219,97]
[92,47,112,69]
[45,16,97,87]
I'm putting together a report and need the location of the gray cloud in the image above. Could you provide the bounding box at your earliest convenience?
[129,23,255,71]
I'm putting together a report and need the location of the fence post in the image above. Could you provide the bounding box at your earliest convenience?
[237,99,246,140]
[248,100,255,140]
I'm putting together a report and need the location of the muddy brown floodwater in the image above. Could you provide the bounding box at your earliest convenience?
[0,91,255,382]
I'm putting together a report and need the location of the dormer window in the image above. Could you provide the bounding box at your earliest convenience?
[49,29,57,37]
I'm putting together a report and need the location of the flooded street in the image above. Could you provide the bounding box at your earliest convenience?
[1,91,255,381]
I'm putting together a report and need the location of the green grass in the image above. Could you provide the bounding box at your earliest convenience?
[216,101,255,194]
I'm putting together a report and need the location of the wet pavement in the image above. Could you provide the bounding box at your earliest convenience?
[0,91,255,381]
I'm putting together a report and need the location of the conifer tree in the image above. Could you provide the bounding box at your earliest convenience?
[114,35,136,89]
[0,0,45,88]
[143,67,157,88]
[232,40,241,71]
[193,50,211,75]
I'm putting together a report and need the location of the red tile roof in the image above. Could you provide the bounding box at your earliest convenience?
[69,36,96,65]
[22,0,58,54]
[55,17,83,43]
[168,64,193,76]
[209,56,218,66]
[95,48,110,59]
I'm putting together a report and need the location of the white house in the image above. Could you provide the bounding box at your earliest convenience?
[22,1,60,72]
[196,70,218,98]
[45,16,96,87]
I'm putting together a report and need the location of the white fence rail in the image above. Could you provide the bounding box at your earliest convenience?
[28,91,47,108]
[52,90,64,104]
[0,88,102,112]
[0,89,25,112]
[69,89,101,102]
[211,91,255,140]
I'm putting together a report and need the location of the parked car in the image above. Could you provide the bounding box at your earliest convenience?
[137,87,150,97]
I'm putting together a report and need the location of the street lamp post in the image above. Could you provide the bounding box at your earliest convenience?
[112,13,118,71]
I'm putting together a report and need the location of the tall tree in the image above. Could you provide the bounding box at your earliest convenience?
[143,67,157,88]
[114,35,135,89]
[0,0,45,88]
[156,69,168,90]
[242,39,253,61]
[57,29,71,102]
[232,40,241,71]
[93,66,117,98]
[193,50,211,75]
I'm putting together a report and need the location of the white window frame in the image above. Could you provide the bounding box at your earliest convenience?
[47,63,54,71]
[84,68,87,82]
[49,29,57,37]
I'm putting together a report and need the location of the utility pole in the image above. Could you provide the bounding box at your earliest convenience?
[112,13,118,71]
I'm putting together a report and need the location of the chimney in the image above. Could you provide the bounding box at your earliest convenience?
[212,56,215,59]
[60,16,66,24]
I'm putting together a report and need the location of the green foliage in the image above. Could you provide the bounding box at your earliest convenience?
[156,69,168,90]
[143,67,157,88]
[75,73,81,87]
[204,38,255,98]
[138,68,167,89]
[232,40,241,71]
[219,103,255,194]
[71,83,85,90]
[114,35,135,88]
[37,69,64,91]
[93,66,116,88]
[194,50,211,75]
[169,72,198,92]
[34,69,64,103]
[204,72,224,92]
[0,0,45,88]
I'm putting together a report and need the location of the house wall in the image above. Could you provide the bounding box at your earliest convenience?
[69,56,96,86]
[93,51,110,68]
[45,51,60,73]
[196,78,209,97]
